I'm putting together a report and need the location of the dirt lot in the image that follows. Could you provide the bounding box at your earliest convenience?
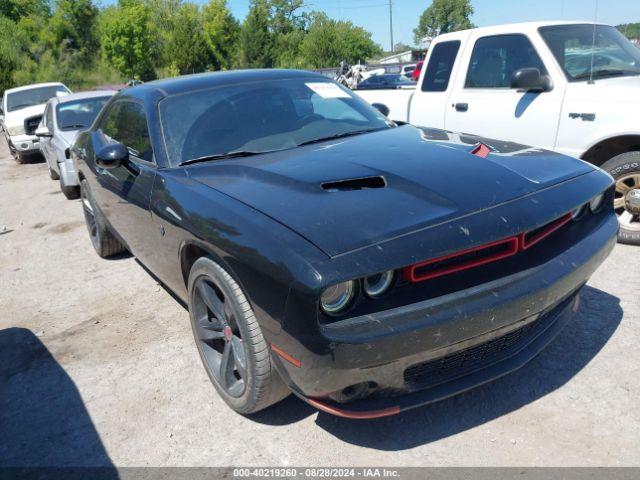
[1,137,639,468]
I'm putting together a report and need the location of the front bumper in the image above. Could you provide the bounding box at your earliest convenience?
[271,213,618,418]
[8,134,40,153]
[59,158,79,187]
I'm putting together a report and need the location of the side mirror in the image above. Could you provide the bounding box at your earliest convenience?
[372,103,390,117]
[96,142,128,169]
[35,126,53,138]
[510,68,553,92]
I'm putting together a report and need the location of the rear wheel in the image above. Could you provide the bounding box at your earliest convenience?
[80,179,127,257]
[601,152,640,245]
[187,257,289,414]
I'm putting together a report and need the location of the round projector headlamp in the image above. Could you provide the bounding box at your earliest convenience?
[321,280,357,315]
[363,270,395,298]
[589,193,605,213]
[571,204,585,221]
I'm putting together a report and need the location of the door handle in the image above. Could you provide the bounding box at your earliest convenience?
[454,103,469,112]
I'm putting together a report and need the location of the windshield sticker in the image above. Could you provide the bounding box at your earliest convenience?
[305,82,351,99]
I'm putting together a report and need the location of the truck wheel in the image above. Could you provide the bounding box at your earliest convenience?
[601,152,640,246]
[187,257,290,415]
[80,179,127,257]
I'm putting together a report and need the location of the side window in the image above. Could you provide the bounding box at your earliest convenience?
[465,34,547,88]
[99,101,153,162]
[421,40,461,92]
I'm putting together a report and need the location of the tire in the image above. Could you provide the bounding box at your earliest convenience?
[80,179,127,257]
[60,177,79,200]
[601,151,640,246]
[187,257,290,414]
[48,163,60,180]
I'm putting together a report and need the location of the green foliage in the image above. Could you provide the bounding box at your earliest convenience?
[49,0,99,58]
[413,0,474,43]
[299,12,382,68]
[0,0,49,22]
[100,2,157,81]
[237,0,274,68]
[202,0,239,70]
[166,3,210,74]
[618,23,640,40]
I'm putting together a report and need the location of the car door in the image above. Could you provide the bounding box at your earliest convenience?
[444,32,565,150]
[91,99,157,263]
[40,102,55,168]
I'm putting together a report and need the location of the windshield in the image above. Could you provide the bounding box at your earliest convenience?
[6,85,69,112]
[160,77,392,166]
[539,24,640,81]
[56,97,110,131]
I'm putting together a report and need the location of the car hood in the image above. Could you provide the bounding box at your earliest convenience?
[3,104,45,128]
[565,74,640,103]
[188,125,594,257]
[58,130,79,146]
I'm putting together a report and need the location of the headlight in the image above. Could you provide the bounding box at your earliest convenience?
[571,204,586,221]
[320,280,357,315]
[7,125,25,136]
[589,193,605,213]
[363,270,395,298]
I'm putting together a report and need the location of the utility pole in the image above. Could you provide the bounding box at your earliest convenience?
[389,0,394,52]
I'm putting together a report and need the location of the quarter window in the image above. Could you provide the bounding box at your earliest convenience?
[421,40,461,92]
[465,34,547,88]
[99,101,153,162]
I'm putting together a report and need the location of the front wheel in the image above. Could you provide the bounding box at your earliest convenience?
[80,179,127,257]
[601,152,640,245]
[187,257,290,414]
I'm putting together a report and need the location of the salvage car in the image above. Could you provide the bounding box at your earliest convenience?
[1,82,71,163]
[356,21,640,245]
[73,70,617,418]
[356,74,416,90]
[36,90,116,199]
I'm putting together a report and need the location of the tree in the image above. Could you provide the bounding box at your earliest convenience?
[100,2,157,80]
[237,0,274,68]
[299,12,381,68]
[413,0,474,44]
[49,0,99,59]
[166,3,210,74]
[202,0,239,70]
[0,0,49,22]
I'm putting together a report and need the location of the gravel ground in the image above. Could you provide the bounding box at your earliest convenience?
[1,138,639,468]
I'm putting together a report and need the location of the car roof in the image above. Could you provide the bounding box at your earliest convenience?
[435,20,611,41]
[56,90,118,103]
[133,69,327,97]
[4,82,68,95]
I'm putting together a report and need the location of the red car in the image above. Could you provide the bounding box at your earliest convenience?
[412,61,424,81]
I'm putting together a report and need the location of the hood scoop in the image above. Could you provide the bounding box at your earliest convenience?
[321,176,386,192]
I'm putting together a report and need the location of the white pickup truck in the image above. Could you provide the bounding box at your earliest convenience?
[1,82,71,163]
[357,21,640,245]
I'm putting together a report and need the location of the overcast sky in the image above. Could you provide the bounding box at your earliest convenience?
[223,0,640,49]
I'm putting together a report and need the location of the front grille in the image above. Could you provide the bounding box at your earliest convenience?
[24,115,42,135]
[403,296,572,391]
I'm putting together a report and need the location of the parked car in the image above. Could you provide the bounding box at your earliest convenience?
[1,82,71,163]
[73,70,616,418]
[356,21,640,245]
[400,63,417,78]
[36,90,116,199]
[356,74,416,90]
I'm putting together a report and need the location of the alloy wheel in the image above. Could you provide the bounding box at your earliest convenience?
[192,277,247,398]
[613,173,640,232]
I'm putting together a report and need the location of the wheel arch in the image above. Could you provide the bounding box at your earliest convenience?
[581,134,640,167]
[180,241,228,290]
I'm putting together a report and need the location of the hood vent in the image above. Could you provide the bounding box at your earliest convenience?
[321,176,386,192]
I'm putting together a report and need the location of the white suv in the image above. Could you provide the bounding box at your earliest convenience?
[1,82,71,163]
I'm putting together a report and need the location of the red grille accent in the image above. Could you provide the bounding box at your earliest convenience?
[404,212,572,284]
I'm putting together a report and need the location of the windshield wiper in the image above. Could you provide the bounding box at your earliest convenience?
[63,124,87,129]
[573,69,637,80]
[179,150,270,166]
[297,128,388,147]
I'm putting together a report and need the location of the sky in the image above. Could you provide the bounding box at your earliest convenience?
[223,0,640,49]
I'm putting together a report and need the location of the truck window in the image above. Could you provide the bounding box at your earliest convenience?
[465,34,547,88]
[421,40,461,92]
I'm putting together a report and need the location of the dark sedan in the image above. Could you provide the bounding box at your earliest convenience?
[356,74,416,90]
[72,70,617,419]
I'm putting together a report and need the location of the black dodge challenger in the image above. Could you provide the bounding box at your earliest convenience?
[72,70,618,419]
